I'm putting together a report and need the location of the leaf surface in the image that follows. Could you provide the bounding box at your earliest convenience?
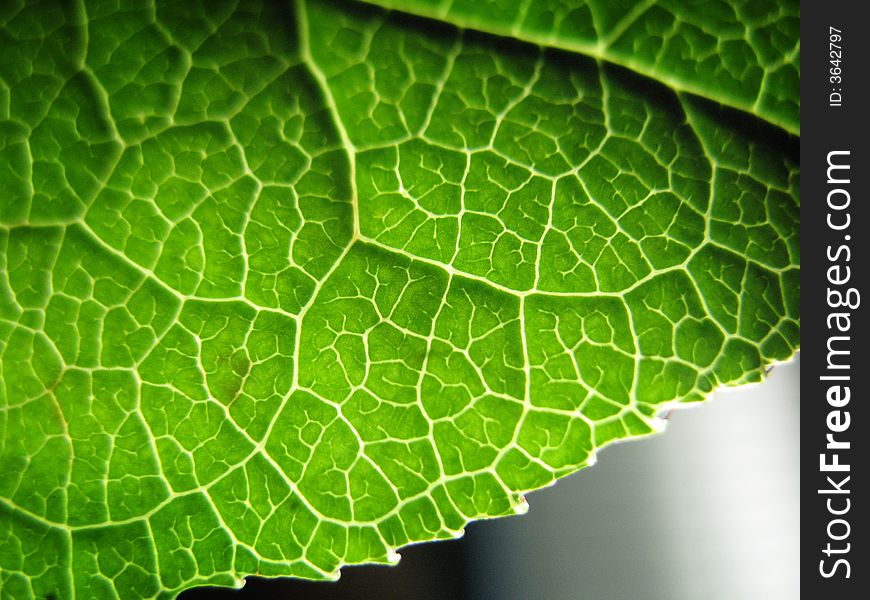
[358,0,800,134]
[0,0,798,597]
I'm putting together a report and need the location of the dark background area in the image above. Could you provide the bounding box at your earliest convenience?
[182,536,470,600]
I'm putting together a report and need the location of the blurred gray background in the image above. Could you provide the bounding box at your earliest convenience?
[185,355,799,600]
[466,354,800,600]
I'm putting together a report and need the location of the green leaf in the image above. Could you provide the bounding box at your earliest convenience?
[0,0,798,597]
[357,0,801,134]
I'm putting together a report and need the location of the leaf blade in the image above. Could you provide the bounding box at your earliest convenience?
[0,0,799,597]
[351,0,800,134]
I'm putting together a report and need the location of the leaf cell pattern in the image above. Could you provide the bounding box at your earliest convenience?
[0,0,799,598]
[359,0,800,134]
